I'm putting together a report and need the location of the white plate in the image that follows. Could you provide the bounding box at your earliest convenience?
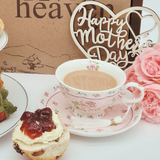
[38,82,142,137]
[0,31,8,51]
[0,74,28,137]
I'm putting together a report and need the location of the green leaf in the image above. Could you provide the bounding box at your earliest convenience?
[3,99,17,114]
[0,106,4,112]
[0,88,17,117]
[4,111,9,118]
[0,88,8,99]
[150,43,156,47]
[5,105,17,114]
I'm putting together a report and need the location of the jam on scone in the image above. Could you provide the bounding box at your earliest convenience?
[20,108,56,139]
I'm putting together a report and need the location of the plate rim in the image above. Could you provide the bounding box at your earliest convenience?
[0,73,28,137]
[0,30,8,51]
[38,83,142,137]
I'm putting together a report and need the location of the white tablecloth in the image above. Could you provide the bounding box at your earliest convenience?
[0,72,160,160]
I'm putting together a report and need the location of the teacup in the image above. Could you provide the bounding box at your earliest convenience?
[55,59,144,119]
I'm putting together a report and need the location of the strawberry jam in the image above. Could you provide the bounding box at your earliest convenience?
[20,108,56,139]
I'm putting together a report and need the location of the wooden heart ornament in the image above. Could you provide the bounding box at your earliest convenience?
[70,1,160,69]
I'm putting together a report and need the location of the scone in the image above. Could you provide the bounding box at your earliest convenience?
[0,18,4,36]
[12,108,70,160]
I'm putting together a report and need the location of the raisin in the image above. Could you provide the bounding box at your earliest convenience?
[32,150,44,156]
[13,143,24,155]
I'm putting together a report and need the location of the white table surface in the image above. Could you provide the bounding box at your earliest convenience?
[0,72,160,160]
[1,0,160,160]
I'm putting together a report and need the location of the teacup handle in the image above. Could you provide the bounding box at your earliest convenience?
[121,82,144,103]
[110,82,144,123]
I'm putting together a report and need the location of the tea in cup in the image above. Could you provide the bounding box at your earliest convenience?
[55,59,144,119]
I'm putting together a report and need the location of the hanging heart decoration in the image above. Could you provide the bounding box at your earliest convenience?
[70,1,160,69]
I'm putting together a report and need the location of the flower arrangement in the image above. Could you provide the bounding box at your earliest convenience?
[125,43,160,124]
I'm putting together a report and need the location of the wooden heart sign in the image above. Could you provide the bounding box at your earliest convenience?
[70,1,160,69]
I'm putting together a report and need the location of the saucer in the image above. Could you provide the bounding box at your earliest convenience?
[0,31,8,51]
[38,83,142,137]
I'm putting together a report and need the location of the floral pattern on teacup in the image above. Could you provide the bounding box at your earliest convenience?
[87,61,99,70]
[92,94,100,98]
[77,92,87,96]
[87,115,94,119]
[96,129,104,132]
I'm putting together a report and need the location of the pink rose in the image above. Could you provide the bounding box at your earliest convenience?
[125,44,160,124]
[125,66,139,84]
[141,84,160,123]
[133,43,160,84]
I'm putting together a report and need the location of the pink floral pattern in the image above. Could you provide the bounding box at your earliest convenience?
[135,105,139,111]
[52,101,58,106]
[64,124,71,127]
[92,94,100,98]
[39,84,142,136]
[67,115,71,120]
[87,115,93,119]
[44,92,49,97]
[72,100,97,111]
[122,109,127,113]
[96,129,104,132]
[87,61,99,70]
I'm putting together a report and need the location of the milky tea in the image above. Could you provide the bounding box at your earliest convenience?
[63,70,117,91]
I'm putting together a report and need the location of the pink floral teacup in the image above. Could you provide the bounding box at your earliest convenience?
[55,59,144,119]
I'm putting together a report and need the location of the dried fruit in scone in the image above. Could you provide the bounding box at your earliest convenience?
[12,108,70,160]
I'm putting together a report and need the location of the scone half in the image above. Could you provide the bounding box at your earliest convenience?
[13,126,70,160]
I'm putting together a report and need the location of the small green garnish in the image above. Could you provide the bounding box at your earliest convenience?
[0,88,17,118]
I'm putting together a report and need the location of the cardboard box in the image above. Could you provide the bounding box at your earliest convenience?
[0,0,143,74]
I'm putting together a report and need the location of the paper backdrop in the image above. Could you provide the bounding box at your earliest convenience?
[0,0,142,74]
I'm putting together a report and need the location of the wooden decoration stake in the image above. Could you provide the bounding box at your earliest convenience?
[70,1,160,69]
